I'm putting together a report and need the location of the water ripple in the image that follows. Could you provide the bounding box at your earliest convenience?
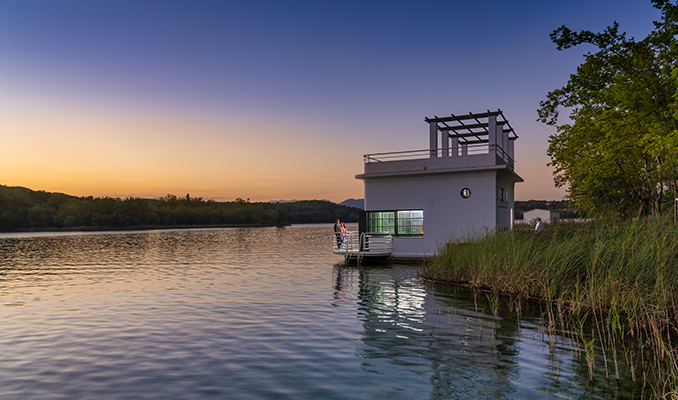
[0,226,646,399]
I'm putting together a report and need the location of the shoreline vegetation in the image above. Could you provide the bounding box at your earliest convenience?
[0,185,360,233]
[421,217,678,396]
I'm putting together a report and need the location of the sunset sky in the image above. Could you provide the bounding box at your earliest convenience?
[0,1,662,203]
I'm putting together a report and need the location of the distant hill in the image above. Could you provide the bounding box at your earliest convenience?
[9,186,32,191]
[340,198,364,209]
[0,185,362,232]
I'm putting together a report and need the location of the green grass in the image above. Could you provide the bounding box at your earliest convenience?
[421,217,678,396]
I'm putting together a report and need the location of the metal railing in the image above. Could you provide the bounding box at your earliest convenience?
[363,144,514,168]
[360,232,393,253]
[332,231,393,263]
[333,231,359,253]
[494,145,514,168]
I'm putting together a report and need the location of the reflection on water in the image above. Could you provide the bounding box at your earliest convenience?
[334,265,646,399]
[0,226,646,399]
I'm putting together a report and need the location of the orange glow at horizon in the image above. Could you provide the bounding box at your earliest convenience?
[1,102,365,203]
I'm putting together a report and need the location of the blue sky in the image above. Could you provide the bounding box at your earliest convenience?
[0,0,663,201]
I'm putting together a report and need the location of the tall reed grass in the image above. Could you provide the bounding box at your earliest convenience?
[421,217,678,397]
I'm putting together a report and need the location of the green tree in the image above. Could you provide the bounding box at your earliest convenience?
[538,1,678,218]
[27,204,56,228]
[275,203,286,225]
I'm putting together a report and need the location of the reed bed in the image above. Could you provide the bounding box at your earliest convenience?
[421,217,678,397]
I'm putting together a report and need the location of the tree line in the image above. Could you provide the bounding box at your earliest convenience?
[0,186,360,232]
[539,0,678,219]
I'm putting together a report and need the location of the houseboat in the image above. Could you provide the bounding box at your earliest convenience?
[343,110,523,260]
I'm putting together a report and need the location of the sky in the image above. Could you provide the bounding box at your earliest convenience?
[0,0,664,203]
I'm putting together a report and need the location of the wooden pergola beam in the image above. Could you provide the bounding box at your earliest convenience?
[425,109,518,139]
[424,111,502,123]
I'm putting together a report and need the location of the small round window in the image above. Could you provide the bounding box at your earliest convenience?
[460,188,471,199]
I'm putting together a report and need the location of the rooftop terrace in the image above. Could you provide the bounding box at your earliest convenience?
[357,110,518,178]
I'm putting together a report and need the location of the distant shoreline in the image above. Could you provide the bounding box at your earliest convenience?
[0,223,292,234]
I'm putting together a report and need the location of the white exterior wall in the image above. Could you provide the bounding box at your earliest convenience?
[496,173,516,229]
[364,170,499,257]
[523,209,560,224]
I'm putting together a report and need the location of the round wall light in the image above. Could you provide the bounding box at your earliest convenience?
[460,188,471,199]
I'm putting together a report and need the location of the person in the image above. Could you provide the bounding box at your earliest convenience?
[534,217,544,233]
[334,219,342,249]
[340,222,348,248]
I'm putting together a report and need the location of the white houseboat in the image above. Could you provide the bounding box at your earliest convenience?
[348,110,523,260]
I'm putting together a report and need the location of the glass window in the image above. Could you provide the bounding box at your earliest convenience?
[367,210,423,237]
[397,210,424,235]
[367,211,395,234]
[498,187,507,203]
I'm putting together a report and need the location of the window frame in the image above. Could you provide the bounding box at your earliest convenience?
[498,186,508,205]
[366,209,424,238]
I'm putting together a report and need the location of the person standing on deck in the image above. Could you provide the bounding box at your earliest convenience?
[334,219,342,249]
[340,222,348,248]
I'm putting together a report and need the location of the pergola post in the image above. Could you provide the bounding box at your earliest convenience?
[450,134,458,157]
[508,138,515,161]
[429,122,438,158]
[488,115,497,149]
[500,122,508,152]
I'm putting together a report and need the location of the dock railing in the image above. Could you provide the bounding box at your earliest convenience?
[359,232,393,255]
[333,231,359,253]
[333,231,393,263]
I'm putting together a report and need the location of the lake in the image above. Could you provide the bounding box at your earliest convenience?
[0,225,645,399]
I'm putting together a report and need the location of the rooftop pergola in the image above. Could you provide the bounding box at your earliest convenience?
[424,110,518,145]
[360,109,519,171]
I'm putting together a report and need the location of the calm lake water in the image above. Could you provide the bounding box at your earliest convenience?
[0,225,645,399]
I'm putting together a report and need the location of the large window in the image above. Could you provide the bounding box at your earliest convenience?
[367,211,395,234]
[367,210,423,237]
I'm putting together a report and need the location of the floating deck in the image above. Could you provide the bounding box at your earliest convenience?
[332,231,393,263]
